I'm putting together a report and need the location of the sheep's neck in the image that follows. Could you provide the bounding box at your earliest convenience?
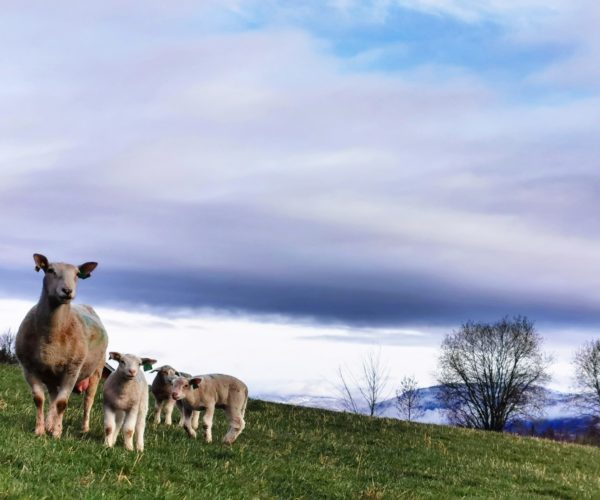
[36,289,72,335]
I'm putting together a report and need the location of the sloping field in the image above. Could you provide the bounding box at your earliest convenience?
[0,364,599,498]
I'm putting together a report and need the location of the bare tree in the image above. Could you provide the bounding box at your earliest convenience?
[395,375,425,422]
[0,329,17,364]
[437,316,550,431]
[337,350,390,416]
[574,340,600,415]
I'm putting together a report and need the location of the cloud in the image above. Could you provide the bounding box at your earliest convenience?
[1,3,600,334]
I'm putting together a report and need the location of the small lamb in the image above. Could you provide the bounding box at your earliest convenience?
[150,365,199,427]
[103,352,156,452]
[171,374,248,444]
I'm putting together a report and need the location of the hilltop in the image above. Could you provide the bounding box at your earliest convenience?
[0,364,600,498]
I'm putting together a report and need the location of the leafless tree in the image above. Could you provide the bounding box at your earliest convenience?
[337,350,390,416]
[574,340,600,415]
[395,375,425,422]
[0,329,17,364]
[437,316,550,431]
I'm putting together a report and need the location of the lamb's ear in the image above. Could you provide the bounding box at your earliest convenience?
[108,352,122,361]
[141,358,157,371]
[77,261,98,279]
[190,377,203,389]
[33,254,48,273]
[150,368,159,373]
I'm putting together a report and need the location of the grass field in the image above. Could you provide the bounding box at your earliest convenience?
[1,364,600,498]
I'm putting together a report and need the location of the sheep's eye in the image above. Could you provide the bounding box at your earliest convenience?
[47,268,56,275]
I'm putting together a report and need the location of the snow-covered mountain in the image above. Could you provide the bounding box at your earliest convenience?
[256,387,595,437]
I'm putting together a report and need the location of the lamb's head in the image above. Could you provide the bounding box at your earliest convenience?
[109,352,157,380]
[33,253,97,305]
[171,376,202,401]
[151,365,180,382]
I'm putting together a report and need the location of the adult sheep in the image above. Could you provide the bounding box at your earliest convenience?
[16,253,108,438]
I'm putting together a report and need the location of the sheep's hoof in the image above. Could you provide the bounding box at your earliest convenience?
[34,426,46,437]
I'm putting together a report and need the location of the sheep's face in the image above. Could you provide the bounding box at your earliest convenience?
[33,253,97,305]
[110,352,157,380]
[42,262,80,304]
[159,366,178,379]
[171,376,195,400]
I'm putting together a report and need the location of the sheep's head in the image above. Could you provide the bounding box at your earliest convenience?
[171,376,202,400]
[109,352,157,380]
[33,253,97,305]
[151,365,180,382]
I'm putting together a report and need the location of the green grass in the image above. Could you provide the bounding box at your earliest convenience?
[0,364,600,499]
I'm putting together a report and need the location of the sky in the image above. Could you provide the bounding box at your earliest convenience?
[1,1,600,396]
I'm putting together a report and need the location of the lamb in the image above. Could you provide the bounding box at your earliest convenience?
[103,352,156,452]
[15,253,108,438]
[150,365,199,428]
[171,374,248,444]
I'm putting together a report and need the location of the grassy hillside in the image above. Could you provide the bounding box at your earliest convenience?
[1,365,600,499]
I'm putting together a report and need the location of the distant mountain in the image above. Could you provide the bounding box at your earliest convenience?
[256,386,596,438]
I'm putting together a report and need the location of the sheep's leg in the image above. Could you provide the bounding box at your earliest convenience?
[114,409,125,445]
[45,385,58,435]
[223,407,245,445]
[154,399,164,424]
[182,406,197,439]
[104,405,117,448]
[164,398,176,426]
[135,397,148,452]
[202,405,215,443]
[48,368,80,438]
[122,408,139,451]
[82,367,101,433]
[24,372,46,436]
[192,410,200,430]
[176,400,185,427]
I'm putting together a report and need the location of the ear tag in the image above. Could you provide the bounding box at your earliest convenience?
[77,272,90,279]
[143,363,153,372]
[191,382,199,389]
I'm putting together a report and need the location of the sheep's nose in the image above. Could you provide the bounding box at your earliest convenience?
[128,369,136,376]
[171,392,178,400]
[62,287,73,296]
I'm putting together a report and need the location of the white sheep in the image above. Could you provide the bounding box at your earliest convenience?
[103,352,156,452]
[171,374,248,444]
[15,253,108,438]
[150,365,199,428]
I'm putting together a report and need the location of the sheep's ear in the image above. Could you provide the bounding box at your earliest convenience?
[175,371,181,376]
[33,254,49,273]
[190,377,202,389]
[150,368,159,373]
[108,352,122,361]
[141,358,157,371]
[77,262,98,279]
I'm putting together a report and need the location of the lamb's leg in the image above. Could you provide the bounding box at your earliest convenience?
[176,400,185,427]
[202,405,215,443]
[164,398,176,426]
[24,372,46,436]
[104,405,117,448]
[154,399,164,424]
[135,396,148,452]
[122,408,139,451]
[182,406,197,438]
[192,410,200,430]
[223,406,245,445]
[82,367,102,433]
[114,409,125,445]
